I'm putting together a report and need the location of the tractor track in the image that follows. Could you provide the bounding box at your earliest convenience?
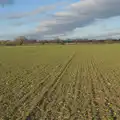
[2,53,71,120]
[22,53,76,120]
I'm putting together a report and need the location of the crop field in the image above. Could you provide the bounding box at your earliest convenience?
[0,44,120,120]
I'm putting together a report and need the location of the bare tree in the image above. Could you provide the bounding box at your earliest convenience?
[14,36,27,45]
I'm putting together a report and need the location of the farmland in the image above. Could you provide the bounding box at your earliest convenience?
[0,44,120,120]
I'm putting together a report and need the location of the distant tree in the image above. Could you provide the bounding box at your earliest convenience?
[5,40,16,46]
[41,41,45,45]
[2,40,8,45]
[55,37,61,44]
[14,36,27,45]
[60,40,65,45]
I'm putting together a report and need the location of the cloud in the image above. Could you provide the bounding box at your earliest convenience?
[1,1,68,20]
[89,31,120,39]
[7,6,56,19]
[29,0,120,39]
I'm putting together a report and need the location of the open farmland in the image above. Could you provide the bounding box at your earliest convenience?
[0,44,120,120]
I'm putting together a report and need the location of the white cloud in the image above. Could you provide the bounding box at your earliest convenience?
[6,5,57,19]
[29,0,120,39]
[0,1,68,19]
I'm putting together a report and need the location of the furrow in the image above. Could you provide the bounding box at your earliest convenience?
[92,57,119,119]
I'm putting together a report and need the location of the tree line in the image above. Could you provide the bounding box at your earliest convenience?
[0,36,120,46]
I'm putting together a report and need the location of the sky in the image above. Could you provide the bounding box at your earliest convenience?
[0,0,120,40]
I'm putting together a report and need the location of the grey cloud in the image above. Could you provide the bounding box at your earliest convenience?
[30,0,120,39]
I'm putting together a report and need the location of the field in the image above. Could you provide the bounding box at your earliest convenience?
[0,44,120,120]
